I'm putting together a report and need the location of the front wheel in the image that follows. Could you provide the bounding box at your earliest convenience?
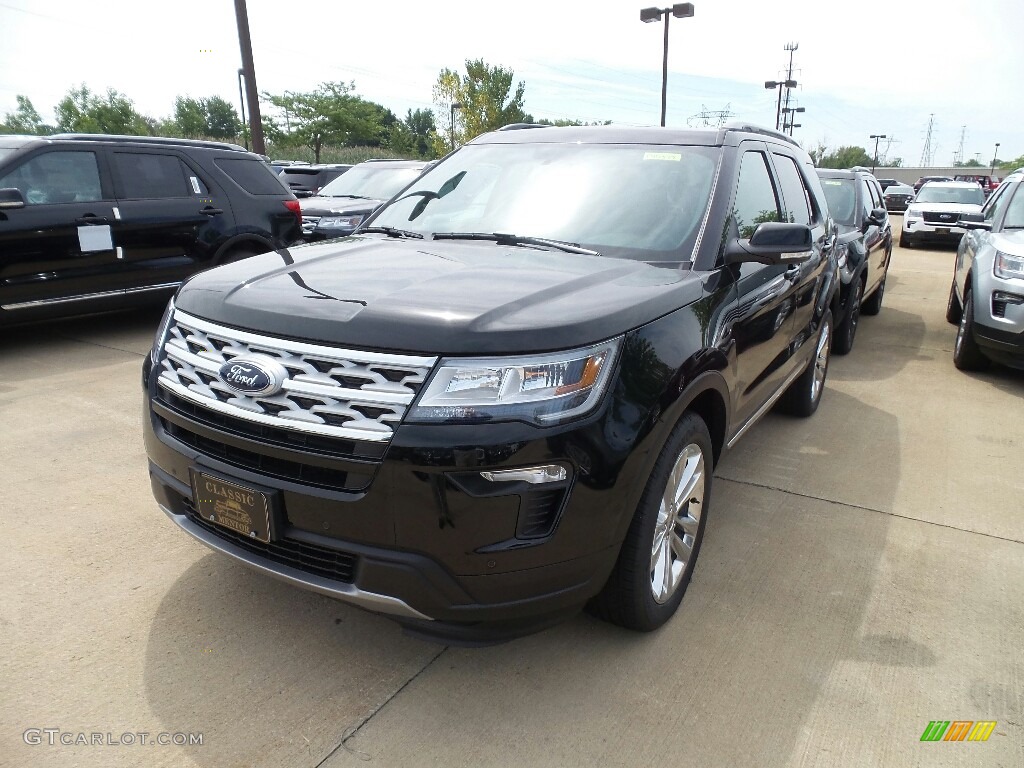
[587,412,712,632]
[833,280,863,355]
[953,289,989,371]
[778,311,832,417]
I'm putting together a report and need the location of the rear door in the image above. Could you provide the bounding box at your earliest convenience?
[0,147,121,311]
[108,149,233,288]
[727,145,803,426]
[859,176,889,293]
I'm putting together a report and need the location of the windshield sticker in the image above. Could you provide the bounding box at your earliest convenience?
[643,152,682,162]
[823,180,844,186]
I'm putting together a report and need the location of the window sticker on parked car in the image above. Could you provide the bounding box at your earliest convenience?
[823,180,844,186]
[643,152,682,162]
[189,176,201,194]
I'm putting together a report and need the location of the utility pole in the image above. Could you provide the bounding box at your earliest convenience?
[234,0,265,155]
[781,42,798,132]
[919,114,935,167]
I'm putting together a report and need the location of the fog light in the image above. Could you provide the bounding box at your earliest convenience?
[480,465,567,484]
[993,291,1024,304]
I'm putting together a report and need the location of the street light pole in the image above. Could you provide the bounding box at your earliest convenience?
[765,80,796,131]
[991,142,1000,175]
[449,102,463,152]
[237,69,249,151]
[870,134,887,174]
[641,4,695,127]
[782,106,804,135]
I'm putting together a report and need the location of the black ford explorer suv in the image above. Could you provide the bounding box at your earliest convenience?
[816,169,892,353]
[143,124,836,643]
[0,134,301,327]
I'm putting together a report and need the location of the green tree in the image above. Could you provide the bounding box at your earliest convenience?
[1,95,50,135]
[430,59,530,155]
[203,96,241,139]
[262,81,383,162]
[1001,155,1024,171]
[55,85,152,135]
[173,96,207,137]
[535,118,611,126]
[816,145,873,169]
[172,96,241,139]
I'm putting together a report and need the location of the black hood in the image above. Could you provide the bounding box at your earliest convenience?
[297,195,385,217]
[174,235,704,355]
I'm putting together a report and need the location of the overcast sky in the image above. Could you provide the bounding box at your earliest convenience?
[2,0,1022,167]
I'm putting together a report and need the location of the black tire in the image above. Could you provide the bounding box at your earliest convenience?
[587,412,713,632]
[953,289,989,371]
[833,279,863,355]
[861,274,886,316]
[945,281,962,325]
[778,310,832,417]
[899,233,913,249]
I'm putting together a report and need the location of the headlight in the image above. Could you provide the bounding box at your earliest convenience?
[995,251,1024,280]
[905,209,922,220]
[316,215,363,230]
[408,339,621,426]
[151,297,175,364]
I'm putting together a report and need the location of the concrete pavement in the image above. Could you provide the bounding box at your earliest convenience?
[1,234,1021,767]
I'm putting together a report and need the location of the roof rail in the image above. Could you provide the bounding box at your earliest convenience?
[498,123,551,131]
[48,133,248,152]
[720,122,798,147]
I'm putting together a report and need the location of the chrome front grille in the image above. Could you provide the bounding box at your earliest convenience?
[301,215,321,235]
[156,310,436,444]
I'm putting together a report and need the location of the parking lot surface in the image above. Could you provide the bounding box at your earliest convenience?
[2,230,1022,767]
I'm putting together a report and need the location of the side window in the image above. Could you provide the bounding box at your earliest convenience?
[983,181,1012,223]
[0,151,103,205]
[998,183,1023,229]
[216,157,288,195]
[732,151,781,239]
[859,179,874,220]
[113,152,190,199]
[771,154,811,225]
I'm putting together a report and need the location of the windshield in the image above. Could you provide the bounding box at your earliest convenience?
[885,185,913,196]
[915,185,984,205]
[819,178,858,227]
[318,165,424,200]
[369,143,719,260]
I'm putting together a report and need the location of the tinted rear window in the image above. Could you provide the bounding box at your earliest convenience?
[113,152,191,199]
[216,157,289,195]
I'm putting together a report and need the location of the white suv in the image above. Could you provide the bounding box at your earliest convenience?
[901,181,985,248]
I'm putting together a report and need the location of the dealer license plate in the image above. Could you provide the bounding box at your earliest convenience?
[190,471,271,543]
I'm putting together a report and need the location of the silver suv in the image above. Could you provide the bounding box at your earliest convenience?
[946,170,1024,370]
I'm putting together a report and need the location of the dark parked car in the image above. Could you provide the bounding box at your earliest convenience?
[298,159,430,240]
[817,169,892,353]
[913,175,953,193]
[144,124,836,643]
[946,170,1024,370]
[883,183,915,213]
[0,133,301,327]
[277,164,352,198]
[876,178,900,192]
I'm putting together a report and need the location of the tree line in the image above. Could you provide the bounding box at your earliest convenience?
[0,59,606,163]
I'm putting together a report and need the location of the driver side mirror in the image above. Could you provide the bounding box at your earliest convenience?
[959,211,991,231]
[0,188,26,209]
[724,222,813,265]
[865,207,887,227]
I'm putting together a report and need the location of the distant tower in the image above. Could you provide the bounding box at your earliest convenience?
[953,125,966,166]
[920,114,936,167]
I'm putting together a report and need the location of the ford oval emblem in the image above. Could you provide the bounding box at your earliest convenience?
[218,357,287,397]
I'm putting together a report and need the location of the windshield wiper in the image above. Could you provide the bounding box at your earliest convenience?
[326,194,374,200]
[357,225,423,239]
[432,232,600,256]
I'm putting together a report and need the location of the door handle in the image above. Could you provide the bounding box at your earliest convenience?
[784,265,802,283]
[75,215,108,224]
[200,206,224,216]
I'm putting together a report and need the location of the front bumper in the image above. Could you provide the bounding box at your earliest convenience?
[903,218,965,243]
[143,361,638,641]
[971,270,1024,368]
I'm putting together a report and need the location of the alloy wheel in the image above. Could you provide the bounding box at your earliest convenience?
[650,444,705,604]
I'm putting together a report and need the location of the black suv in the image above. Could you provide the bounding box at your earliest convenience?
[144,124,836,643]
[277,164,352,198]
[0,134,301,326]
[817,169,892,353]
[298,159,430,240]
